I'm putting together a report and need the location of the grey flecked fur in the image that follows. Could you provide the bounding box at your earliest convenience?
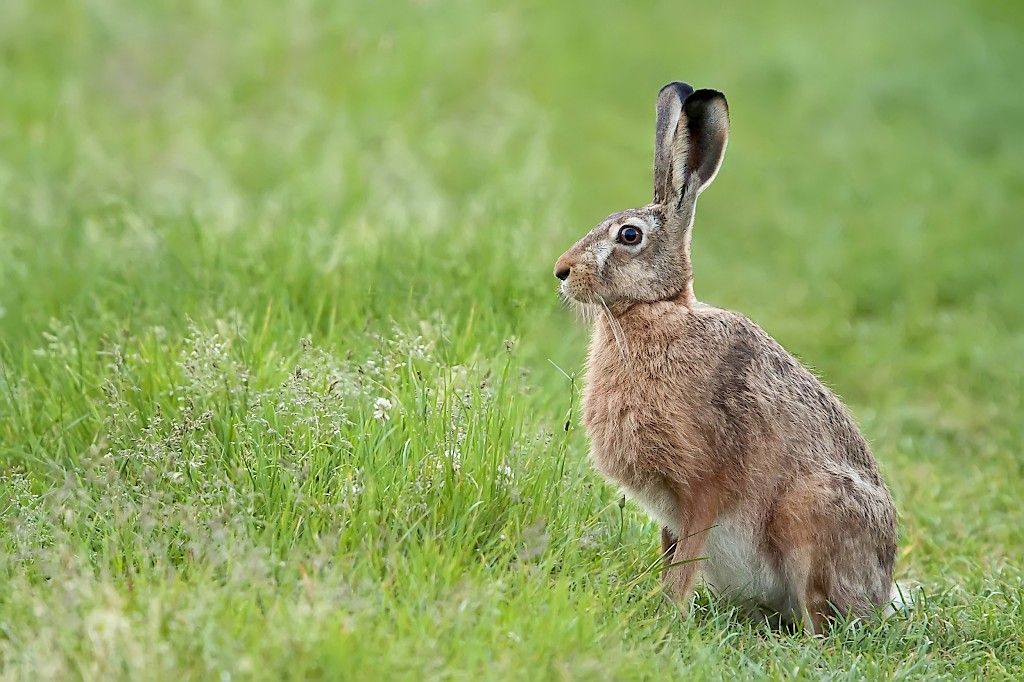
[554,82,899,632]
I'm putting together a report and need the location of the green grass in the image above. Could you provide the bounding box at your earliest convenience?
[1,0,1023,678]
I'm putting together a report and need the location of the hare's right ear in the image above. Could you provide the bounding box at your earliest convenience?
[653,83,730,206]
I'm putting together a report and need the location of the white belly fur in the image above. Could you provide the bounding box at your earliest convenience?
[702,513,791,613]
[624,488,794,615]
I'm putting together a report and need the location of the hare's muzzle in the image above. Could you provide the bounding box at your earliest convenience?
[553,253,576,281]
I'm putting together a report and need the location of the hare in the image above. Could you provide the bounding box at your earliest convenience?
[554,82,900,633]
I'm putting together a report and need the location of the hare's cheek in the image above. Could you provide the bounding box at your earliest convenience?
[593,243,614,276]
[581,271,605,296]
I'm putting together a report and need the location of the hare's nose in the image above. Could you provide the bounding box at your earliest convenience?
[554,254,575,280]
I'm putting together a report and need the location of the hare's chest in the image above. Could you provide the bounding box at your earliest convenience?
[582,370,680,505]
[582,375,654,478]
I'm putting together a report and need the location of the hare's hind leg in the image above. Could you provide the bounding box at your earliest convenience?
[801,586,832,635]
[797,566,832,634]
[771,472,897,634]
[778,546,831,634]
[785,537,895,634]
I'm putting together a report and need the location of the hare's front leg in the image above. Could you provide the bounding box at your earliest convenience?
[663,490,719,614]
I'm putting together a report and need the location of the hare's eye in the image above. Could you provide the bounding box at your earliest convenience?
[617,225,642,245]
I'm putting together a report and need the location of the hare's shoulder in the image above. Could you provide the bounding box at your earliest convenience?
[654,302,785,373]
[679,302,805,380]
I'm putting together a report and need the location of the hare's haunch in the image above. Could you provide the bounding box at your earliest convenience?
[554,82,900,633]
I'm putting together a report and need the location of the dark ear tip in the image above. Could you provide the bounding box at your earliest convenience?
[659,81,695,101]
[685,88,729,113]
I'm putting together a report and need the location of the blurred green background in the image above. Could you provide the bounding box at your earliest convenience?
[1,0,1022,679]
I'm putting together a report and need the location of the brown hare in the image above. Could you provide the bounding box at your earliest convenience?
[554,82,901,633]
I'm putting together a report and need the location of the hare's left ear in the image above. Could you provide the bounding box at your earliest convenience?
[653,83,729,206]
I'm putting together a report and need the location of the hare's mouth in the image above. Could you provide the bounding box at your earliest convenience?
[559,293,600,324]
[559,280,598,305]
[558,269,606,303]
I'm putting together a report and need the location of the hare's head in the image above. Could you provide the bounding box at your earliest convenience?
[554,82,729,309]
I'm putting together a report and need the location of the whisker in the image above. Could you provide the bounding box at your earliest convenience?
[560,290,599,326]
[598,295,627,360]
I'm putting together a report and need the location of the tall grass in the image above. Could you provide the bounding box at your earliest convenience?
[1,0,1022,678]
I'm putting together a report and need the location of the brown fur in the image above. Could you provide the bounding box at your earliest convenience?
[554,83,898,633]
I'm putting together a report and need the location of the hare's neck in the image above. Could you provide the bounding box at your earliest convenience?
[591,311,631,362]
[589,298,692,361]
[589,304,654,364]
[671,280,697,307]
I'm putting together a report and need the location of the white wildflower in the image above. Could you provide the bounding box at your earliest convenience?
[444,448,462,473]
[372,397,393,421]
[344,473,364,499]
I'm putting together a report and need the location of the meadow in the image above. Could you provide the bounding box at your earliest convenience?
[1,0,1022,679]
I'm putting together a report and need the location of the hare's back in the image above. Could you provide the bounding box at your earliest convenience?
[686,305,884,480]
